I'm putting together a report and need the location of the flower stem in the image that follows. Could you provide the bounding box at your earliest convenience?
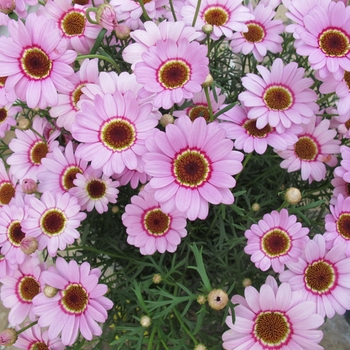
[235,152,252,183]
[169,0,177,21]
[173,307,198,345]
[17,321,37,335]
[77,54,121,73]
[147,326,157,350]
[192,0,202,27]
[85,8,98,25]
[204,86,214,122]
[137,0,151,21]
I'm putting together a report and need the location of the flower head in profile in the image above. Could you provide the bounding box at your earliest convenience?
[143,115,243,221]
[222,276,324,349]
[0,13,76,109]
[280,234,350,319]
[244,209,309,273]
[239,58,318,133]
[32,257,113,346]
[122,189,188,255]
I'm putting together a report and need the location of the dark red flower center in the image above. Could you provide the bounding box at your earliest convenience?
[8,221,25,246]
[305,260,335,294]
[143,208,170,236]
[0,182,15,205]
[18,275,40,303]
[337,213,350,239]
[158,59,190,89]
[243,22,265,43]
[21,47,52,80]
[188,105,210,122]
[319,28,350,57]
[203,6,229,26]
[87,179,107,199]
[61,10,86,36]
[294,136,318,161]
[243,119,272,138]
[60,283,89,314]
[261,229,291,257]
[263,86,293,111]
[41,209,66,236]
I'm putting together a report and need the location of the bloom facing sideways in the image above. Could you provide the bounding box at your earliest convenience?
[143,115,244,221]
[32,257,113,346]
[244,208,309,273]
[222,276,324,350]
[279,234,350,319]
[122,189,187,255]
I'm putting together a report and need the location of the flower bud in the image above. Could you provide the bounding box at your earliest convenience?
[18,118,31,130]
[0,0,15,14]
[284,187,302,205]
[194,344,207,350]
[152,273,162,284]
[0,328,17,346]
[242,278,252,287]
[21,179,37,194]
[207,289,228,310]
[20,236,38,255]
[251,203,260,212]
[202,24,213,35]
[201,74,214,88]
[111,205,119,214]
[96,4,117,31]
[197,294,206,305]
[160,113,174,127]
[140,315,152,328]
[44,284,58,298]
[115,24,130,40]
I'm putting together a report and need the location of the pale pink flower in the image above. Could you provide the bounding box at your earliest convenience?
[280,234,350,319]
[239,58,318,133]
[32,257,113,345]
[72,92,158,177]
[0,14,76,109]
[21,191,87,257]
[0,255,44,326]
[143,115,244,221]
[296,1,350,80]
[331,145,350,203]
[10,0,37,18]
[277,117,340,183]
[0,77,17,105]
[96,4,117,31]
[181,0,254,40]
[0,159,17,207]
[114,166,150,189]
[122,189,188,255]
[134,38,209,109]
[222,276,324,349]
[230,3,284,62]
[6,116,60,181]
[0,248,17,279]
[331,176,350,205]
[218,104,301,154]
[0,103,20,138]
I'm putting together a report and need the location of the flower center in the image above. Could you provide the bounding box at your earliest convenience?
[86,179,106,199]
[40,209,67,237]
[337,213,350,239]
[30,141,49,165]
[345,117,350,130]
[254,311,291,347]
[173,149,211,188]
[60,283,89,314]
[60,10,86,37]
[8,221,25,247]
[143,208,171,236]
[29,342,49,350]
[294,136,319,161]
[263,86,293,111]
[73,0,89,4]
[0,76,7,87]
[61,166,83,191]
[319,28,350,57]
[203,6,229,26]
[0,108,7,123]
[261,229,291,257]
[243,22,265,43]
[21,47,52,80]
[344,71,350,90]
[71,83,86,110]
[305,260,336,294]
[158,59,191,90]
[243,119,272,138]
[100,118,136,152]
[17,275,40,303]
[0,182,15,205]
[188,105,210,122]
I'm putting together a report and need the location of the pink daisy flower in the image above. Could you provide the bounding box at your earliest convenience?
[0,13,76,109]
[277,116,340,183]
[14,322,64,350]
[134,38,209,109]
[239,58,318,133]
[181,0,254,40]
[21,191,87,257]
[230,3,284,62]
[296,1,350,80]
[0,77,17,106]
[41,0,101,54]
[279,234,350,319]
[37,141,88,194]
[143,115,244,221]
[244,208,309,273]
[72,91,158,177]
[6,116,60,181]
[0,159,17,207]
[32,257,113,346]
[218,104,301,154]
[114,166,150,189]
[122,20,202,69]
[122,189,188,255]
[0,103,21,139]
[222,275,324,350]
[0,248,17,279]
[70,168,119,214]
[0,255,44,326]
[49,58,99,132]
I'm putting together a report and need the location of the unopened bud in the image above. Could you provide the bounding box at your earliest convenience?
[140,315,151,328]
[152,273,162,284]
[0,0,15,14]
[21,179,37,194]
[115,24,130,40]
[111,205,119,214]
[251,203,260,212]
[207,289,228,310]
[194,344,207,350]
[20,237,38,255]
[202,24,213,35]
[242,278,252,287]
[44,284,58,298]
[96,4,117,31]
[18,118,31,130]
[201,74,213,88]
[160,114,174,127]
[285,187,302,205]
[197,294,206,305]
[0,328,17,346]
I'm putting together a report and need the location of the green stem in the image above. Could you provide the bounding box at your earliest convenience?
[204,86,214,122]
[235,152,252,183]
[147,326,157,350]
[85,8,98,25]
[191,0,202,27]
[137,0,151,21]
[77,54,121,73]
[169,0,177,21]
[173,307,198,345]
[17,321,37,335]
